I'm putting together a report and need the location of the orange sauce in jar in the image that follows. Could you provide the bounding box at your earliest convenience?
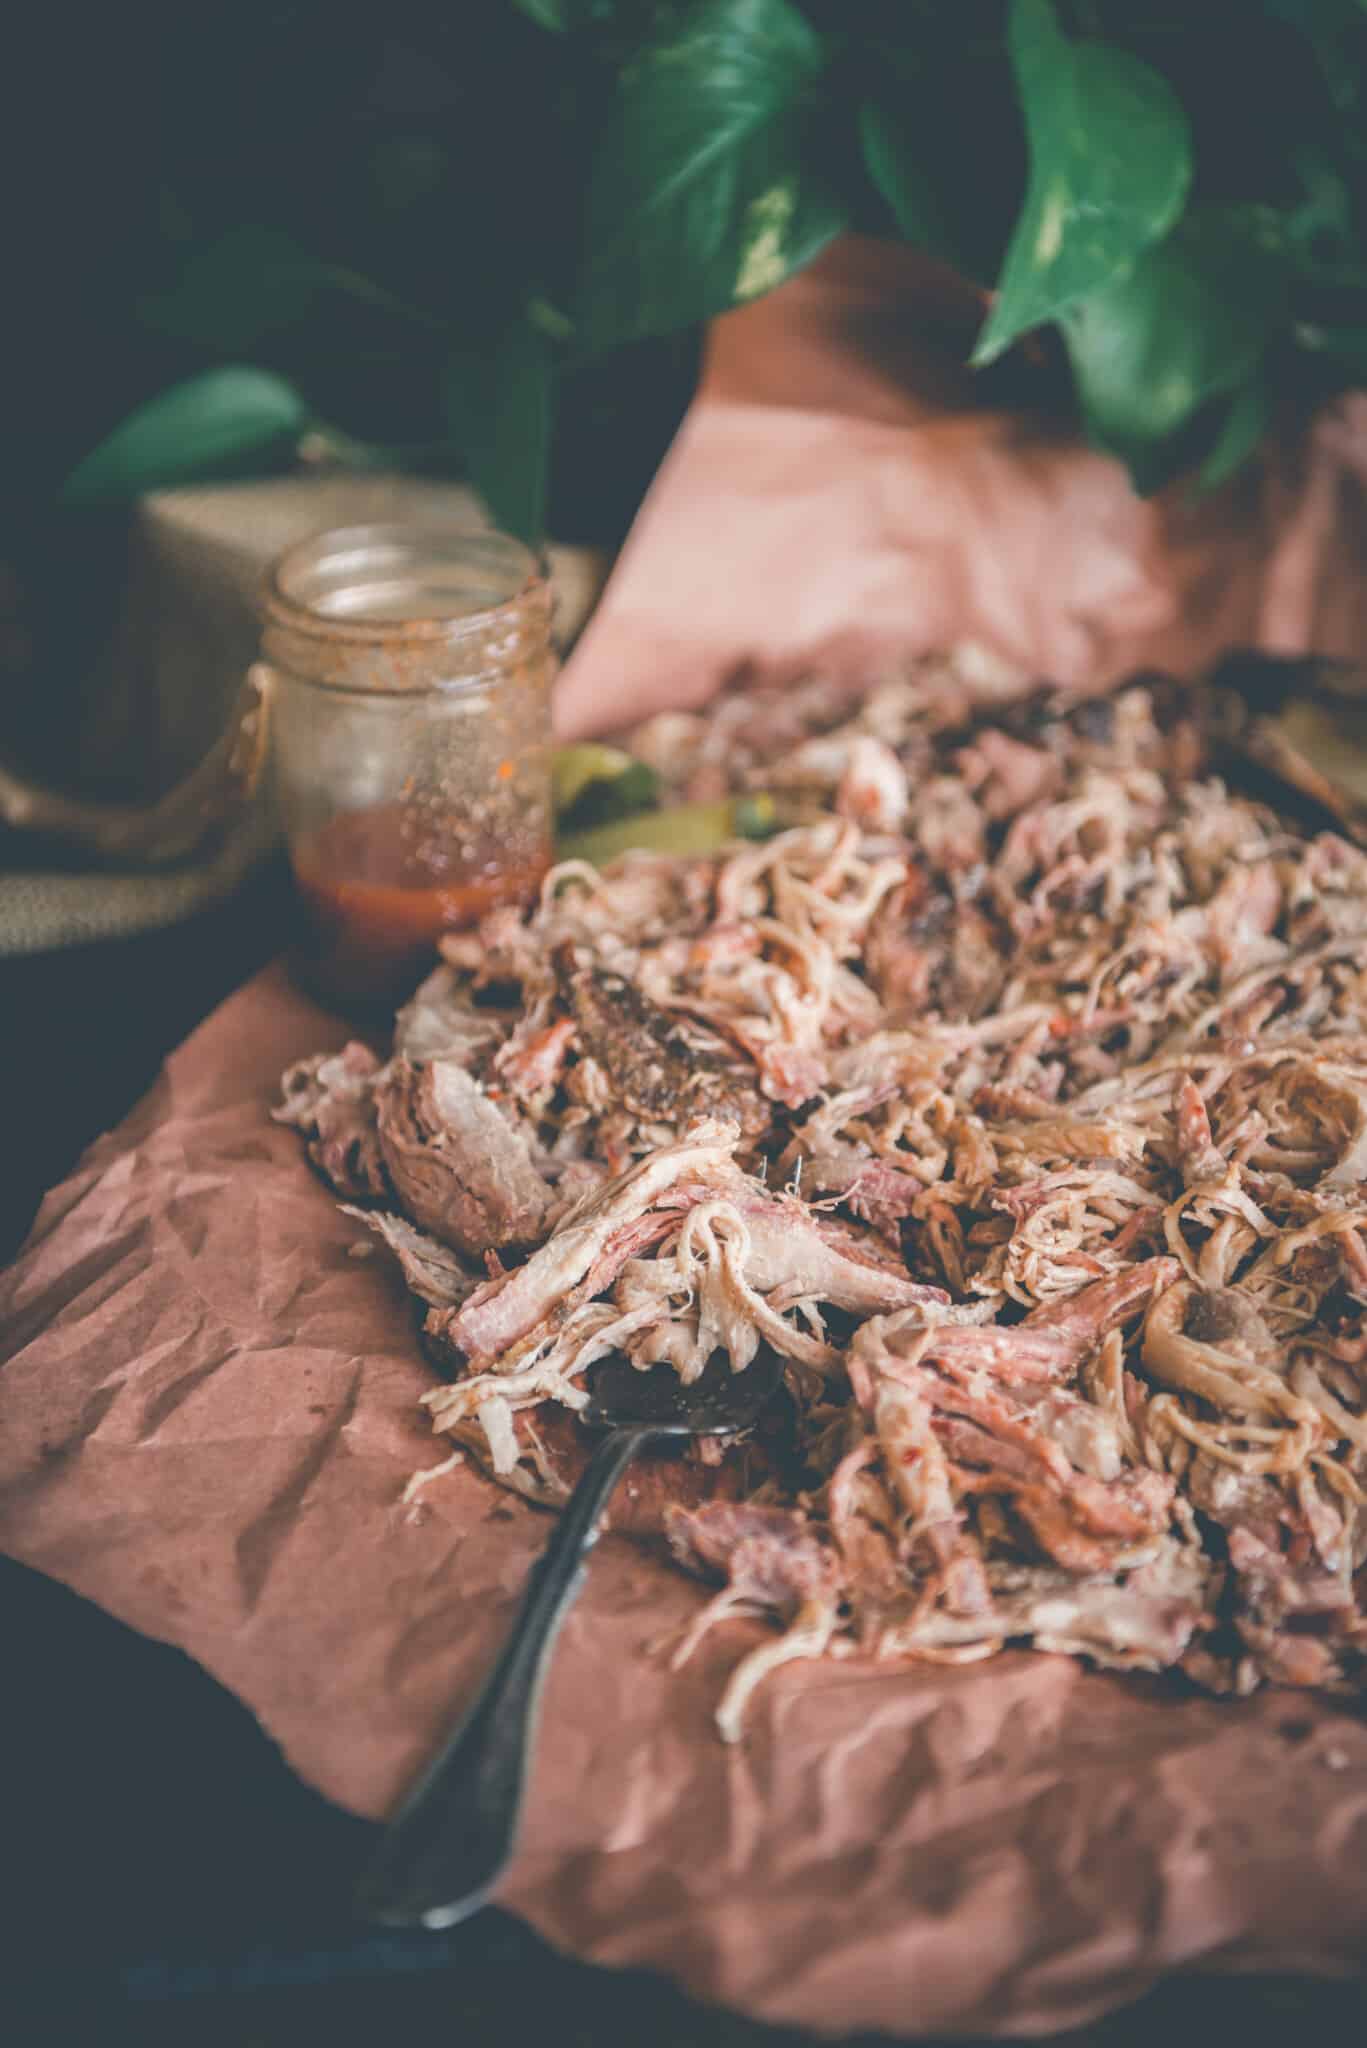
[290,801,549,1010]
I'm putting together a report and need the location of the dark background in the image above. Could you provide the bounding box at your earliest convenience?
[2,1,699,793]
[8,2,699,517]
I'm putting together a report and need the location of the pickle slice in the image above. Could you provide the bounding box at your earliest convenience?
[555,794,779,866]
[551,744,659,828]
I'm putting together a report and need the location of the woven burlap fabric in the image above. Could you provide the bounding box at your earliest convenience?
[0,475,607,957]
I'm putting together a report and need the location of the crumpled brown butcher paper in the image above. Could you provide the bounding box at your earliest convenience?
[7,236,1367,2039]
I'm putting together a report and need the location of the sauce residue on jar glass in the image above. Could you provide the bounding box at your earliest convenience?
[290,801,549,1009]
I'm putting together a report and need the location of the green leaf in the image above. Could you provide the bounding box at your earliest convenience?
[511,0,619,29]
[61,368,311,505]
[1198,375,1270,490]
[512,0,570,25]
[973,0,1192,366]
[140,225,434,353]
[1061,211,1284,492]
[443,315,553,546]
[858,100,960,267]
[139,226,322,352]
[554,742,646,812]
[553,744,660,828]
[576,0,845,349]
[556,794,778,867]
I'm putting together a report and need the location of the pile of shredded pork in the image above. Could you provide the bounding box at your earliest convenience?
[279,663,1367,1736]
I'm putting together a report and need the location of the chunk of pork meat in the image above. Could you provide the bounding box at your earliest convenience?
[447,1121,744,1363]
[495,1014,577,1102]
[274,1044,388,1198]
[666,1502,840,1609]
[665,1499,843,1738]
[737,1198,950,1318]
[1224,1523,1364,1689]
[375,1058,558,1258]
[765,732,909,832]
[973,1545,1214,1670]
[340,1206,478,1308]
[1173,1074,1227,1184]
[874,1260,1178,1387]
[862,873,946,1013]
[861,1341,1175,1576]
[956,728,1061,820]
[1004,1261,1181,1371]
[394,964,504,1066]
[862,880,1006,1021]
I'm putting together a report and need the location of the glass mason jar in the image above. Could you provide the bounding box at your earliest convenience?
[258,523,555,1011]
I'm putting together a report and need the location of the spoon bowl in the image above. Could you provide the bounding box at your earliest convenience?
[585,1346,784,1434]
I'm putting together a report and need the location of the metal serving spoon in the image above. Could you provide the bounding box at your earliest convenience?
[355,1347,784,1931]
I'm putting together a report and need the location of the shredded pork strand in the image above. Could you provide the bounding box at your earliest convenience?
[282,664,1367,1735]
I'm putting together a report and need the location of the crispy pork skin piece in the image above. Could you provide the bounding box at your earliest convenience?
[563,955,770,1140]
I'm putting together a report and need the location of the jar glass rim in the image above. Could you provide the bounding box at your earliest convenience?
[261,521,547,646]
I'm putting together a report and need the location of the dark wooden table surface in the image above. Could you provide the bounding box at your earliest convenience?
[3,862,1363,2046]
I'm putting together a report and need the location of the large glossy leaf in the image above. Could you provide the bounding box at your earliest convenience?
[61,368,311,505]
[973,0,1192,366]
[858,100,960,268]
[139,227,323,353]
[443,315,552,545]
[1199,374,1269,490]
[1061,211,1284,491]
[140,225,431,355]
[576,0,844,349]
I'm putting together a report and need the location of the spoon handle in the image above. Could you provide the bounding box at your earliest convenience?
[355,1422,653,1930]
